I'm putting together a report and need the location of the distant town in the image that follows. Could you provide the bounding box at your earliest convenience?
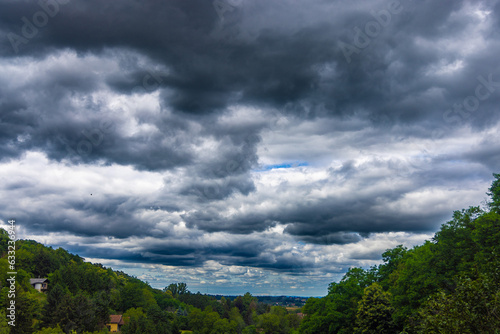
[213,295,309,308]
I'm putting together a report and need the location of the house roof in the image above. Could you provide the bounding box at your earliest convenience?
[108,315,125,325]
[30,278,48,284]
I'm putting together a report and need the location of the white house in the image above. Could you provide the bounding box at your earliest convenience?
[30,278,48,292]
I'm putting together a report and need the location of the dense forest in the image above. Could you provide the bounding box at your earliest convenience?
[1,173,500,333]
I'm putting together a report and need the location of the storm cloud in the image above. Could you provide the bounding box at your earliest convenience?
[1,0,499,295]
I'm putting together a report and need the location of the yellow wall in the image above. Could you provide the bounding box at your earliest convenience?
[107,323,119,332]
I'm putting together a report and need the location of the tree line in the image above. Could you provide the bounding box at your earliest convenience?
[300,173,500,333]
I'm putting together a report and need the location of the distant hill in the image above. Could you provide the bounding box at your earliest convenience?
[0,229,303,333]
[213,295,309,308]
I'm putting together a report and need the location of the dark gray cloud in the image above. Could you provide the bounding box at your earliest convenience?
[0,0,496,124]
[1,0,499,165]
[1,0,500,295]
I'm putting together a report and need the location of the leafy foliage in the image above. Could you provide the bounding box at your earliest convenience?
[488,173,500,213]
[354,283,396,334]
[416,275,500,333]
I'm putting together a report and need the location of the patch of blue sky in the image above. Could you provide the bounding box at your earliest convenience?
[255,162,309,172]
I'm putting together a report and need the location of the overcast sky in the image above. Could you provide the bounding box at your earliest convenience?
[1,0,499,296]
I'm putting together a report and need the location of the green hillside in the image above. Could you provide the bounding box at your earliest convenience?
[0,229,301,333]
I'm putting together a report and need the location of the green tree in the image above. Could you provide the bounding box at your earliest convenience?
[300,267,375,334]
[417,275,500,333]
[33,325,65,333]
[0,310,10,334]
[93,290,111,329]
[432,206,483,285]
[211,318,237,334]
[389,242,440,326]
[488,173,500,213]
[42,283,67,327]
[286,313,301,330]
[354,283,396,334]
[11,289,37,334]
[122,307,155,334]
[202,306,221,334]
[164,283,188,298]
[242,292,258,325]
[299,297,331,334]
[471,211,500,275]
[188,307,204,332]
[233,296,244,313]
[220,296,230,318]
[242,325,257,334]
[72,293,100,332]
[33,247,60,277]
[228,307,245,332]
[259,313,280,334]
[120,282,150,311]
[377,245,408,288]
[176,283,187,295]
[145,304,173,334]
